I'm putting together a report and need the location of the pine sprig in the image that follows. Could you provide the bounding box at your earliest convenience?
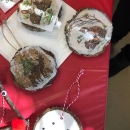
[20,57,34,76]
[42,8,53,25]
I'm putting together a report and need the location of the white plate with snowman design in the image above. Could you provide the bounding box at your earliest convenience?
[33,107,83,130]
[65,8,113,56]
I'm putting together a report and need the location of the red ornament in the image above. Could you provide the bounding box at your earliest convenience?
[11,118,26,130]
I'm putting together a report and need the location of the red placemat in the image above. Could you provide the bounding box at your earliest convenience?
[0,0,113,129]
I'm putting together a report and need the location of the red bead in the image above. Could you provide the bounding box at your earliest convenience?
[11,118,26,130]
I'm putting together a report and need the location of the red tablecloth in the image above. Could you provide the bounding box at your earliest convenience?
[0,0,113,129]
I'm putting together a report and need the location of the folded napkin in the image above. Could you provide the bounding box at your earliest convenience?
[0,0,20,13]
[0,2,76,67]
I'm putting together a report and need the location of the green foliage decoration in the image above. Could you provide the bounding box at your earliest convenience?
[20,56,35,76]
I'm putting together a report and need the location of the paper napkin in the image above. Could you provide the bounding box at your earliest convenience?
[0,0,20,13]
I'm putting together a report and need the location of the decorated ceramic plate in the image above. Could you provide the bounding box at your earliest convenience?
[33,107,83,130]
[10,46,57,91]
[65,8,113,56]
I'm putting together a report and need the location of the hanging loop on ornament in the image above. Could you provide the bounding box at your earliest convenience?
[0,90,6,124]
[0,14,22,50]
[0,95,5,124]
[26,119,30,130]
[60,68,84,119]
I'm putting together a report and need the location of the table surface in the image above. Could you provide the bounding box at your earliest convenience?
[0,0,113,129]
